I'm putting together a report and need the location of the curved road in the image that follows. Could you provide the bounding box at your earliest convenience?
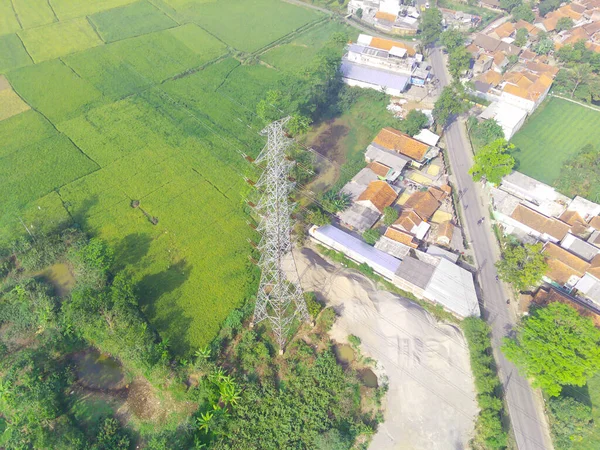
[429,46,553,450]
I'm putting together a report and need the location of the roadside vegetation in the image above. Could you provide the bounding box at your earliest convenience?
[502,303,600,448]
[469,139,516,185]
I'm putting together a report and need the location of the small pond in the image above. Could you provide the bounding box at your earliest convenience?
[72,349,125,391]
[35,263,75,297]
[359,368,378,388]
[334,344,355,365]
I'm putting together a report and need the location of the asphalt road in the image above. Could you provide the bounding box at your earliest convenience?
[429,46,553,450]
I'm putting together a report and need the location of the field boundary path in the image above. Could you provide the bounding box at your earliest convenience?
[430,45,554,450]
[551,93,600,112]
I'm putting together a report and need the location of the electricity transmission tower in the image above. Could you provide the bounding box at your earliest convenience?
[251,117,309,352]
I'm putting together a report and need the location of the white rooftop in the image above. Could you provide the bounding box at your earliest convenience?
[561,233,600,262]
[567,196,600,222]
[424,258,480,317]
[501,171,569,217]
[479,101,527,140]
[413,128,440,147]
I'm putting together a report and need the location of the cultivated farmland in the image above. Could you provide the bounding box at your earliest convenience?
[510,97,600,185]
[0,0,352,354]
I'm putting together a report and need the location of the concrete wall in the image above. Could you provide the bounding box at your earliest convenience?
[342,77,403,97]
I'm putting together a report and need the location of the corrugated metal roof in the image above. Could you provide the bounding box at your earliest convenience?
[424,258,480,317]
[395,257,435,289]
[340,60,410,92]
[313,225,402,274]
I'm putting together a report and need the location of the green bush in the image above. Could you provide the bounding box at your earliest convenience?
[305,291,324,319]
[318,307,337,332]
[362,229,380,245]
[548,395,593,448]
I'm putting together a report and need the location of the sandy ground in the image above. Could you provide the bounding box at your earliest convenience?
[290,247,478,450]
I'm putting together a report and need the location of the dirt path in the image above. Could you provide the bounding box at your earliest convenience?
[290,247,478,450]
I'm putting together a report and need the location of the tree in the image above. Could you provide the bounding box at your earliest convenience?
[383,207,399,226]
[308,208,331,226]
[495,242,547,292]
[432,84,466,130]
[539,0,561,16]
[469,139,515,185]
[322,190,351,213]
[440,28,465,53]
[514,28,528,47]
[500,0,521,11]
[502,302,600,396]
[420,8,443,47]
[470,119,505,149]
[555,17,574,32]
[398,109,429,136]
[362,229,380,245]
[448,46,472,79]
[287,114,312,136]
[511,3,535,23]
[548,396,593,448]
[533,37,554,55]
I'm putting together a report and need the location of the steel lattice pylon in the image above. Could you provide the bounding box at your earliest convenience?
[252,117,309,351]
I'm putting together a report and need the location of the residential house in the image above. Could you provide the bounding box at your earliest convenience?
[383,227,419,248]
[338,180,398,232]
[531,286,600,325]
[392,209,431,240]
[340,167,379,200]
[402,188,442,221]
[364,144,409,181]
[371,127,439,168]
[510,204,570,243]
[435,221,455,247]
[543,242,590,287]
[500,171,570,217]
[488,21,516,41]
[374,11,419,36]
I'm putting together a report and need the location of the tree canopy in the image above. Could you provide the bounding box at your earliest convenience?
[514,27,529,47]
[539,0,561,16]
[548,395,593,448]
[433,84,466,130]
[420,8,443,47]
[469,118,505,150]
[440,28,465,53]
[556,17,574,32]
[495,242,547,292]
[448,46,472,79]
[383,206,399,226]
[512,3,535,23]
[533,37,554,55]
[398,109,429,136]
[503,302,600,396]
[469,139,515,185]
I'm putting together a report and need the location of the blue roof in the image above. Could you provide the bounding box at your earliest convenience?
[348,44,366,54]
[315,225,401,274]
[340,60,409,91]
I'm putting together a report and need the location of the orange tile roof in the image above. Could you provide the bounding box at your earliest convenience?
[493,51,507,66]
[441,184,452,195]
[394,209,423,232]
[403,189,441,220]
[436,221,454,243]
[369,37,416,56]
[357,180,398,213]
[589,216,600,230]
[511,204,570,240]
[375,11,397,22]
[478,70,502,86]
[503,83,533,100]
[560,210,585,226]
[428,186,447,202]
[559,4,583,20]
[526,61,559,76]
[368,161,391,178]
[520,49,537,61]
[384,227,418,248]
[492,21,516,39]
[515,19,537,34]
[373,128,430,162]
[543,242,590,284]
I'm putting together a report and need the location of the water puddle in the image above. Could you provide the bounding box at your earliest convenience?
[35,263,75,297]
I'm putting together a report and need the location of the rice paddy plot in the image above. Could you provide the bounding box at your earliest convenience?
[0,34,32,73]
[261,21,357,71]
[7,59,102,123]
[50,0,137,21]
[12,0,57,29]
[0,110,56,158]
[0,0,21,36]
[89,0,178,43]
[0,134,99,215]
[18,18,103,62]
[217,63,284,110]
[510,97,600,185]
[183,0,322,52]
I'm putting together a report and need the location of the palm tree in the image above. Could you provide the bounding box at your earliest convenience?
[196,411,214,434]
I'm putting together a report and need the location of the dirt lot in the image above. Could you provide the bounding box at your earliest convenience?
[291,247,478,450]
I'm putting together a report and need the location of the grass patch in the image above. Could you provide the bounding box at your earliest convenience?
[18,18,103,62]
[7,59,102,123]
[50,0,138,20]
[90,0,178,43]
[0,0,21,35]
[217,63,285,109]
[0,110,56,157]
[12,0,56,29]
[182,0,322,52]
[510,97,600,185]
